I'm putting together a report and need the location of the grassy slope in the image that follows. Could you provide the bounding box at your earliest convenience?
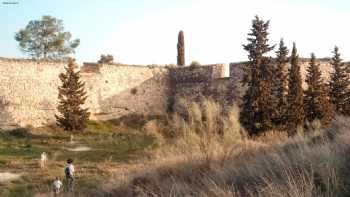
[0,115,160,197]
[104,117,350,197]
[2,103,350,197]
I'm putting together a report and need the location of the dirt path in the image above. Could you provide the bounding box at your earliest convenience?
[66,146,91,152]
[0,172,21,183]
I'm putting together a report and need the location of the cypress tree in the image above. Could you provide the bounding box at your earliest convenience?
[329,46,350,115]
[286,43,304,135]
[273,38,289,128]
[240,16,275,135]
[55,59,90,131]
[304,53,334,128]
[177,30,185,66]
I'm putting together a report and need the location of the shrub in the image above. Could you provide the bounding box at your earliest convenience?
[189,61,201,67]
[130,88,137,95]
[108,114,162,130]
[98,54,114,64]
[8,127,30,138]
[141,98,245,161]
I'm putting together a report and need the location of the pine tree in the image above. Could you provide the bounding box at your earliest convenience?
[329,46,350,115]
[177,30,185,66]
[15,16,79,60]
[240,16,275,135]
[55,59,90,131]
[304,53,334,128]
[286,43,304,135]
[273,38,289,128]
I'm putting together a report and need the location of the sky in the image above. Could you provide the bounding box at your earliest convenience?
[0,0,350,65]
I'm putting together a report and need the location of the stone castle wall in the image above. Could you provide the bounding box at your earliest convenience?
[0,57,340,130]
[169,64,234,112]
[170,59,338,113]
[229,59,337,99]
[0,58,65,129]
[81,63,169,121]
[0,58,169,129]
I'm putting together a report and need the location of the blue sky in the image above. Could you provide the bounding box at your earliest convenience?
[1,0,350,65]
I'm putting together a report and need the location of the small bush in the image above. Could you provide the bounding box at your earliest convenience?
[8,127,31,138]
[108,114,163,130]
[139,98,245,163]
[166,97,243,138]
[189,61,201,67]
[98,54,114,64]
[86,120,115,133]
[143,120,165,145]
[130,88,137,95]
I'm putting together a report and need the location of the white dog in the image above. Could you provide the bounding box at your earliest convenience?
[40,152,47,168]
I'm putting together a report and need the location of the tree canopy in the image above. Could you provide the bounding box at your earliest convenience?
[286,43,304,135]
[15,15,80,60]
[98,54,114,64]
[177,30,185,66]
[272,38,289,128]
[304,53,334,128]
[329,46,350,115]
[240,16,276,135]
[55,59,90,131]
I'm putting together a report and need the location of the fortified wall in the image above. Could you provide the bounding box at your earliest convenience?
[0,57,338,129]
[169,64,235,112]
[0,58,169,129]
[229,59,337,98]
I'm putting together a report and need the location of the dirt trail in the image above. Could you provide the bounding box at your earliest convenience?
[66,146,91,152]
[0,172,21,182]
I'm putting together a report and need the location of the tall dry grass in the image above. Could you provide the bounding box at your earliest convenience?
[101,99,350,197]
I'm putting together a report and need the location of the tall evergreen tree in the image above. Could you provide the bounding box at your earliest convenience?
[55,59,90,131]
[329,46,350,115]
[177,30,185,66]
[240,16,275,135]
[304,53,334,128]
[286,43,304,135]
[273,38,289,128]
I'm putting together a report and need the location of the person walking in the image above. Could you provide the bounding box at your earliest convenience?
[64,158,75,192]
[52,177,63,195]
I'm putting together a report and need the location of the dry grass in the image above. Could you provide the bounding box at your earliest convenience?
[3,99,349,196]
[100,99,350,197]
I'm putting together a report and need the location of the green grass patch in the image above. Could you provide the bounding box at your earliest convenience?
[107,114,163,130]
[86,120,116,134]
[0,118,160,196]
[0,183,35,197]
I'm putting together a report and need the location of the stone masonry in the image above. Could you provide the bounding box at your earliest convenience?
[0,57,339,129]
